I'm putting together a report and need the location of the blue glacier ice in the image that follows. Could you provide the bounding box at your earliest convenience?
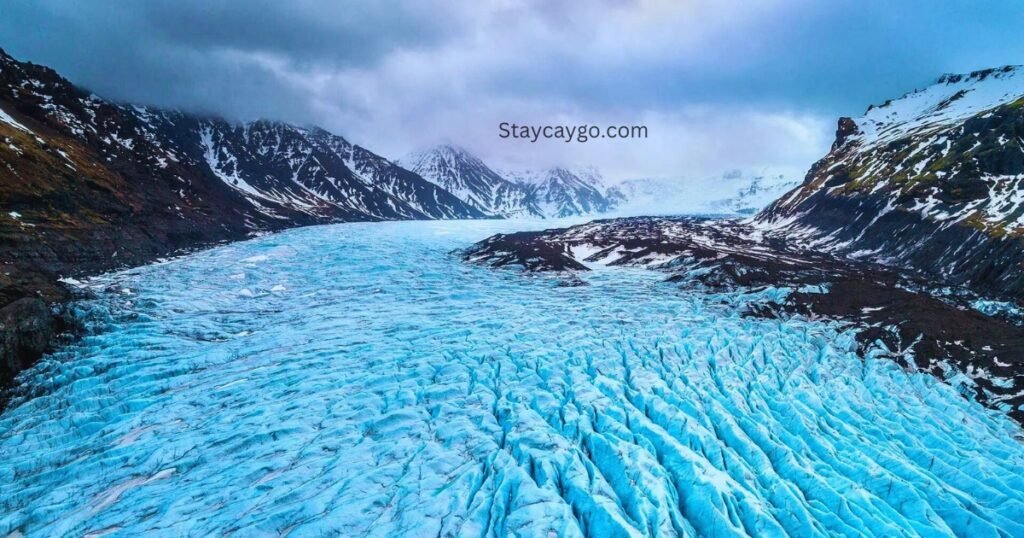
[2,220,1024,537]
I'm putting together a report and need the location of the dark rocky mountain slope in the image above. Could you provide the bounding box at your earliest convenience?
[756,66,1024,300]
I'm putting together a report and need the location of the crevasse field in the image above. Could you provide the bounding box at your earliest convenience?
[2,220,1024,537]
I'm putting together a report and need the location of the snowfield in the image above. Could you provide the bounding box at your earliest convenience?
[1,220,1023,537]
[611,171,800,217]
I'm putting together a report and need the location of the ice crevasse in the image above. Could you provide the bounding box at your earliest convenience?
[0,220,1022,537]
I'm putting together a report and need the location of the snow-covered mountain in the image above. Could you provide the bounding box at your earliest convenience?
[0,48,489,275]
[402,145,542,218]
[756,65,1024,299]
[405,145,623,219]
[188,120,484,223]
[613,170,799,216]
[501,167,621,218]
[0,48,483,231]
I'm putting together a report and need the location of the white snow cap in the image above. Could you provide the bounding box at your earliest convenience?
[854,65,1024,148]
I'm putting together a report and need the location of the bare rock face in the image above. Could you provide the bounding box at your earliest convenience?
[832,116,859,150]
[0,297,54,386]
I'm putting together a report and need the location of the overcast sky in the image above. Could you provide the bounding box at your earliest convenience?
[2,0,1023,180]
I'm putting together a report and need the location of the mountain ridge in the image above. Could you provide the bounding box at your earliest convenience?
[405,144,625,219]
[0,47,631,387]
[401,144,544,218]
[499,166,619,218]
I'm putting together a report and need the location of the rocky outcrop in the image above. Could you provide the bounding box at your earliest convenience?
[0,298,54,388]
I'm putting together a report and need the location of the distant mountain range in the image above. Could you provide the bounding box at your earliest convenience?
[404,144,798,219]
[0,47,496,277]
[0,48,636,286]
[403,145,622,218]
[400,145,543,218]
[499,166,621,218]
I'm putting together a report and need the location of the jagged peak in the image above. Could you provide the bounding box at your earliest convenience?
[300,123,344,139]
[850,64,1024,149]
[547,167,604,188]
[417,143,478,161]
[0,48,84,89]
[434,143,470,155]
[501,166,603,187]
[0,47,32,65]
[863,64,1024,116]
[936,65,1022,85]
[405,144,496,175]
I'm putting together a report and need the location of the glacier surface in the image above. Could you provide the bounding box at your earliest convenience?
[1,220,1023,537]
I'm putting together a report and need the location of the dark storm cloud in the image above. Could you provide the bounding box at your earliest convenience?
[1,0,1022,178]
[0,0,464,121]
[477,0,1024,116]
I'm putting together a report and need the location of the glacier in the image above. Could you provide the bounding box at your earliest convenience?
[1,220,1023,537]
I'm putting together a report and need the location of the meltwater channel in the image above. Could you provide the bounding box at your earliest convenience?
[2,220,1023,537]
